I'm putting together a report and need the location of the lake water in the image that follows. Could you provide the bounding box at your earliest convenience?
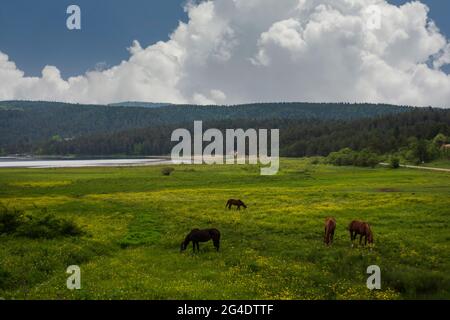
[0,158,172,168]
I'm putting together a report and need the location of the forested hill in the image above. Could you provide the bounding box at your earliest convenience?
[12,107,450,158]
[108,102,173,108]
[0,101,411,151]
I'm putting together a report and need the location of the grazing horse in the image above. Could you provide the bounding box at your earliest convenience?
[226,199,247,210]
[180,228,221,253]
[348,220,373,246]
[324,217,336,246]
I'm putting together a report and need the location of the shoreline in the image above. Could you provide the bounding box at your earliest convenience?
[0,158,173,169]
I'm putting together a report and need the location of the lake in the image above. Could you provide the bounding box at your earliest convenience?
[0,157,171,168]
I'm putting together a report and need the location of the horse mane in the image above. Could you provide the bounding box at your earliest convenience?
[184,229,198,245]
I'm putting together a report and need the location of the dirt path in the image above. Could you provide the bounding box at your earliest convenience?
[380,163,450,173]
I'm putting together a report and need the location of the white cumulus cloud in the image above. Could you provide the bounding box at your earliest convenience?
[0,0,449,107]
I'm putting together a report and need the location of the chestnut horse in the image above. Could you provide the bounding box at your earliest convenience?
[324,217,336,245]
[226,199,247,210]
[348,220,373,246]
[180,228,221,253]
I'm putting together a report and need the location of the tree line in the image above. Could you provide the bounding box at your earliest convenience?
[0,101,411,153]
[24,107,450,166]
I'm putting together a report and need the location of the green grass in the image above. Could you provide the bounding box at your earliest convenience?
[418,159,450,169]
[0,159,449,300]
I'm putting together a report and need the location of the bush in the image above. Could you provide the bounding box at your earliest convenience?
[59,219,84,236]
[0,205,83,239]
[326,148,379,168]
[309,156,324,165]
[16,214,83,239]
[389,156,400,169]
[0,206,25,234]
[354,149,379,168]
[326,148,356,166]
[0,267,12,289]
[384,268,449,297]
[161,167,175,176]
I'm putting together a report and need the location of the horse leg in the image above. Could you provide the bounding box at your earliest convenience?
[359,234,363,245]
[331,230,335,244]
[214,240,220,251]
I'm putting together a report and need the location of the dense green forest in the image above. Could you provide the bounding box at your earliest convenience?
[35,108,450,162]
[1,101,448,162]
[0,101,410,152]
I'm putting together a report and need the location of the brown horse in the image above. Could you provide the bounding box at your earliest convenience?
[180,228,221,253]
[348,220,373,246]
[324,217,336,246]
[226,199,247,210]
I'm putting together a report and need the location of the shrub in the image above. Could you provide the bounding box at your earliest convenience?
[389,156,400,169]
[0,205,83,239]
[0,267,12,289]
[309,157,324,165]
[326,148,379,168]
[161,167,175,176]
[384,269,449,297]
[59,219,84,236]
[326,148,356,166]
[354,149,379,168]
[16,214,83,239]
[0,206,25,234]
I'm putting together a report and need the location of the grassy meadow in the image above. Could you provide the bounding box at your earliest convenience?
[0,158,449,300]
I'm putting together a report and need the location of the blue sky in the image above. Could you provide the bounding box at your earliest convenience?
[0,0,448,78]
[0,0,188,77]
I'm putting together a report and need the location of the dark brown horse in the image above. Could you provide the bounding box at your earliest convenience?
[226,199,247,210]
[348,220,373,246]
[324,217,336,246]
[180,228,221,253]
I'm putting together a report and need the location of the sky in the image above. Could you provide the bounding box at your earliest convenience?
[0,0,449,107]
[0,1,189,78]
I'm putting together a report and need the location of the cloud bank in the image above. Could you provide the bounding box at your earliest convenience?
[1,0,449,107]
